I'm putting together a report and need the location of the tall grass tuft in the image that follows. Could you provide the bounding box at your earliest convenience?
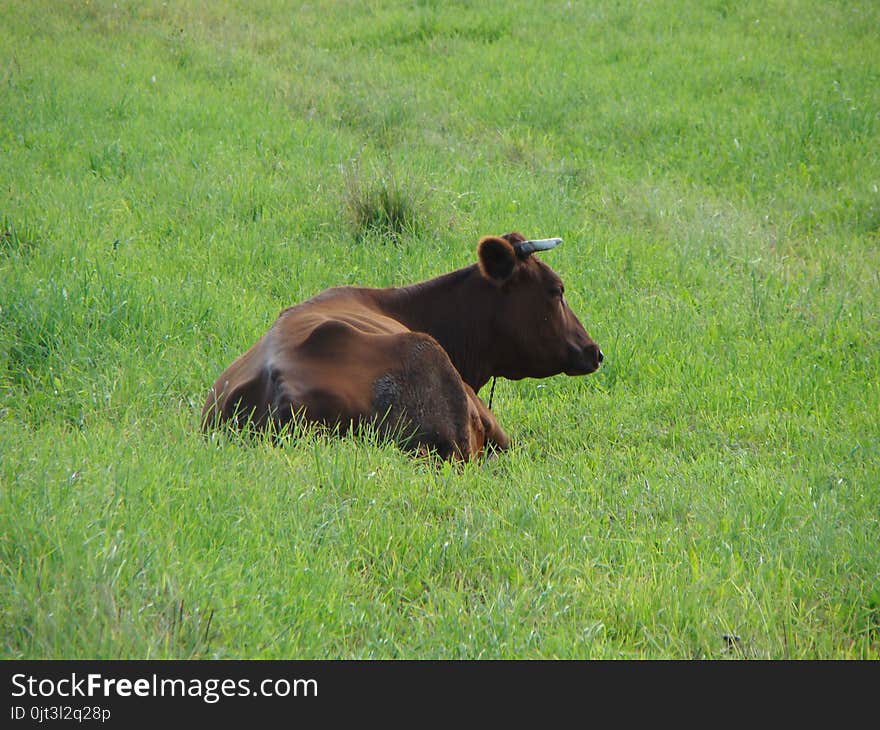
[342,161,425,243]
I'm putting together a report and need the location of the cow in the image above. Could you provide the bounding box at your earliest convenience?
[202,232,603,460]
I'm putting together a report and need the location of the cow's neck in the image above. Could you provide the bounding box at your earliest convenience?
[376,266,495,393]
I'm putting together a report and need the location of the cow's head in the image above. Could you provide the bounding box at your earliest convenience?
[477,232,603,380]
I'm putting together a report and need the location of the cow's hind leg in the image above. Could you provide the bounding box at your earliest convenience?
[463,383,510,454]
[371,333,485,461]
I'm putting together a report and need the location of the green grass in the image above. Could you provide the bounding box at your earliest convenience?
[1,0,878,659]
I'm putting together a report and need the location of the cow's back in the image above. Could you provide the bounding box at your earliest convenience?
[202,288,389,428]
[202,285,503,459]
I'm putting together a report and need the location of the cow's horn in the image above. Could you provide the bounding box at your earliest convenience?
[515,237,563,257]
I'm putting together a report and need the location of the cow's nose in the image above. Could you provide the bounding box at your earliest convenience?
[582,343,603,371]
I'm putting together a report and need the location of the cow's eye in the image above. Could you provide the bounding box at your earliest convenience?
[549,285,564,299]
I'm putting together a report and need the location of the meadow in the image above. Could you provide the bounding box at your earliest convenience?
[1,0,878,659]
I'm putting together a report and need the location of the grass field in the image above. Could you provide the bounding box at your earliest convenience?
[1,0,878,659]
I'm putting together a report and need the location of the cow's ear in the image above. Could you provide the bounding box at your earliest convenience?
[477,236,517,284]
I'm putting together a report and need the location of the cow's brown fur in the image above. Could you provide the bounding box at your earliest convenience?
[202,232,602,460]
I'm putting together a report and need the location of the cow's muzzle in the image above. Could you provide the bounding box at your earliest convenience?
[566,342,603,375]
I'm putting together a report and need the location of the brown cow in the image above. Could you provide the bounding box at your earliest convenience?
[202,232,603,460]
